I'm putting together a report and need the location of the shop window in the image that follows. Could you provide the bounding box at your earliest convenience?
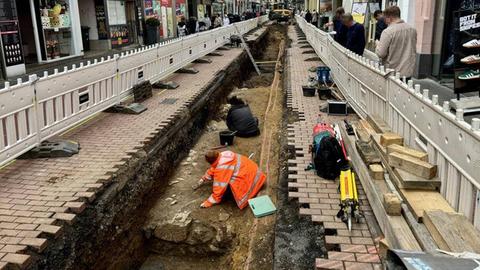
[38,1,74,60]
[107,0,133,48]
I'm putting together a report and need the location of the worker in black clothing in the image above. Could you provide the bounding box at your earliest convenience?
[226,96,260,137]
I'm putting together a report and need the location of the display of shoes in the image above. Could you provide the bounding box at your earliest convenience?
[463,39,480,48]
[458,69,480,80]
[461,54,480,64]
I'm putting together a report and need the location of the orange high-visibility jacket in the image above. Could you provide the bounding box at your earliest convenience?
[202,151,266,209]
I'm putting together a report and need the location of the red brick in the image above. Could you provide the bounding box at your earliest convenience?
[0,244,27,253]
[327,251,356,262]
[0,223,17,229]
[336,229,363,237]
[299,197,320,203]
[0,237,23,245]
[1,253,31,268]
[310,203,332,210]
[312,215,334,222]
[355,253,381,263]
[340,244,368,253]
[325,236,351,244]
[37,224,62,237]
[0,230,18,237]
[324,221,347,230]
[366,245,378,254]
[299,208,322,215]
[289,192,308,198]
[16,230,41,238]
[344,261,374,270]
[315,258,344,270]
[351,237,374,245]
[20,237,48,252]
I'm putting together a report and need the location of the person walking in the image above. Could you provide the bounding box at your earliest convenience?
[223,15,230,26]
[305,10,312,23]
[325,7,347,47]
[197,150,266,209]
[375,6,417,79]
[214,14,223,28]
[343,13,366,56]
[373,10,387,41]
[187,16,198,35]
[177,17,188,37]
[311,9,318,27]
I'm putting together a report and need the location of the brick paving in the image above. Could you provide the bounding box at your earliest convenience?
[0,46,244,269]
[285,25,382,270]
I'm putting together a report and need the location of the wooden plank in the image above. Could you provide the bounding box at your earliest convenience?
[423,210,480,253]
[370,135,439,251]
[388,152,437,179]
[401,190,455,222]
[387,144,428,162]
[384,193,401,216]
[367,114,392,133]
[380,132,404,147]
[394,168,441,190]
[358,120,377,136]
[356,141,381,165]
[340,126,421,251]
[371,136,440,190]
[353,124,371,143]
[369,164,384,180]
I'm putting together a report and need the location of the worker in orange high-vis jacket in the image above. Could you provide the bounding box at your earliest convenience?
[198,150,266,209]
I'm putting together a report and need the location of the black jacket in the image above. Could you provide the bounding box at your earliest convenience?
[375,18,387,40]
[226,104,260,137]
[346,23,366,56]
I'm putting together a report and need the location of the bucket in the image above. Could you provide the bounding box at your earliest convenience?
[317,66,332,84]
[302,86,316,97]
[317,86,331,100]
[219,130,236,146]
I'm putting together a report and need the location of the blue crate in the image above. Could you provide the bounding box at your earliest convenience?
[317,66,332,84]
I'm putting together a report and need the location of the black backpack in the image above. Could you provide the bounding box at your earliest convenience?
[312,135,347,180]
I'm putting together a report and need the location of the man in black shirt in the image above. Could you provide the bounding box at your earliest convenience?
[374,10,387,41]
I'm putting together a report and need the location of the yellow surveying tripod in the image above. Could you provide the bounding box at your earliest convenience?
[337,169,362,231]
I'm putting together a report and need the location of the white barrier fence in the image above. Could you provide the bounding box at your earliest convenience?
[0,16,266,167]
[296,16,480,228]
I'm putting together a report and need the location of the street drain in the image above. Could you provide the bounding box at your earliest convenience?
[160,98,179,104]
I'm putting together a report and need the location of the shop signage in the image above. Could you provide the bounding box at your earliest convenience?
[95,0,109,39]
[0,0,24,68]
[459,13,480,31]
[351,2,368,24]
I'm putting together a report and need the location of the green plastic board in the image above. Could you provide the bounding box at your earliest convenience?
[248,195,277,218]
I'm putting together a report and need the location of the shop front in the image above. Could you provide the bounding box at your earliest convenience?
[106,0,140,48]
[0,0,26,78]
[18,0,83,63]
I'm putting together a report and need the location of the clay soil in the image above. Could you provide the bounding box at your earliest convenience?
[141,26,286,270]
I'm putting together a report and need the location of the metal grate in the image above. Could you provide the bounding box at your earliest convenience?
[160,98,178,104]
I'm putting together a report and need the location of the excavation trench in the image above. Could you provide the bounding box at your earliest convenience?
[35,26,276,270]
[139,25,286,270]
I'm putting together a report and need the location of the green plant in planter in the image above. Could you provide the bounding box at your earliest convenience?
[146,17,160,27]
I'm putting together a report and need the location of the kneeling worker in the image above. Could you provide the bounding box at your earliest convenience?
[226,96,260,137]
[198,150,266,209]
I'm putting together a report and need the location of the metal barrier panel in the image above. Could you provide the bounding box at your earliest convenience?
[0,16,266,168]
[0,80,37,164]
[296,15,480,228]
[34,58,118,140]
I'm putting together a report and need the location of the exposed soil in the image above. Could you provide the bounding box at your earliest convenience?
[140,25,286,270]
